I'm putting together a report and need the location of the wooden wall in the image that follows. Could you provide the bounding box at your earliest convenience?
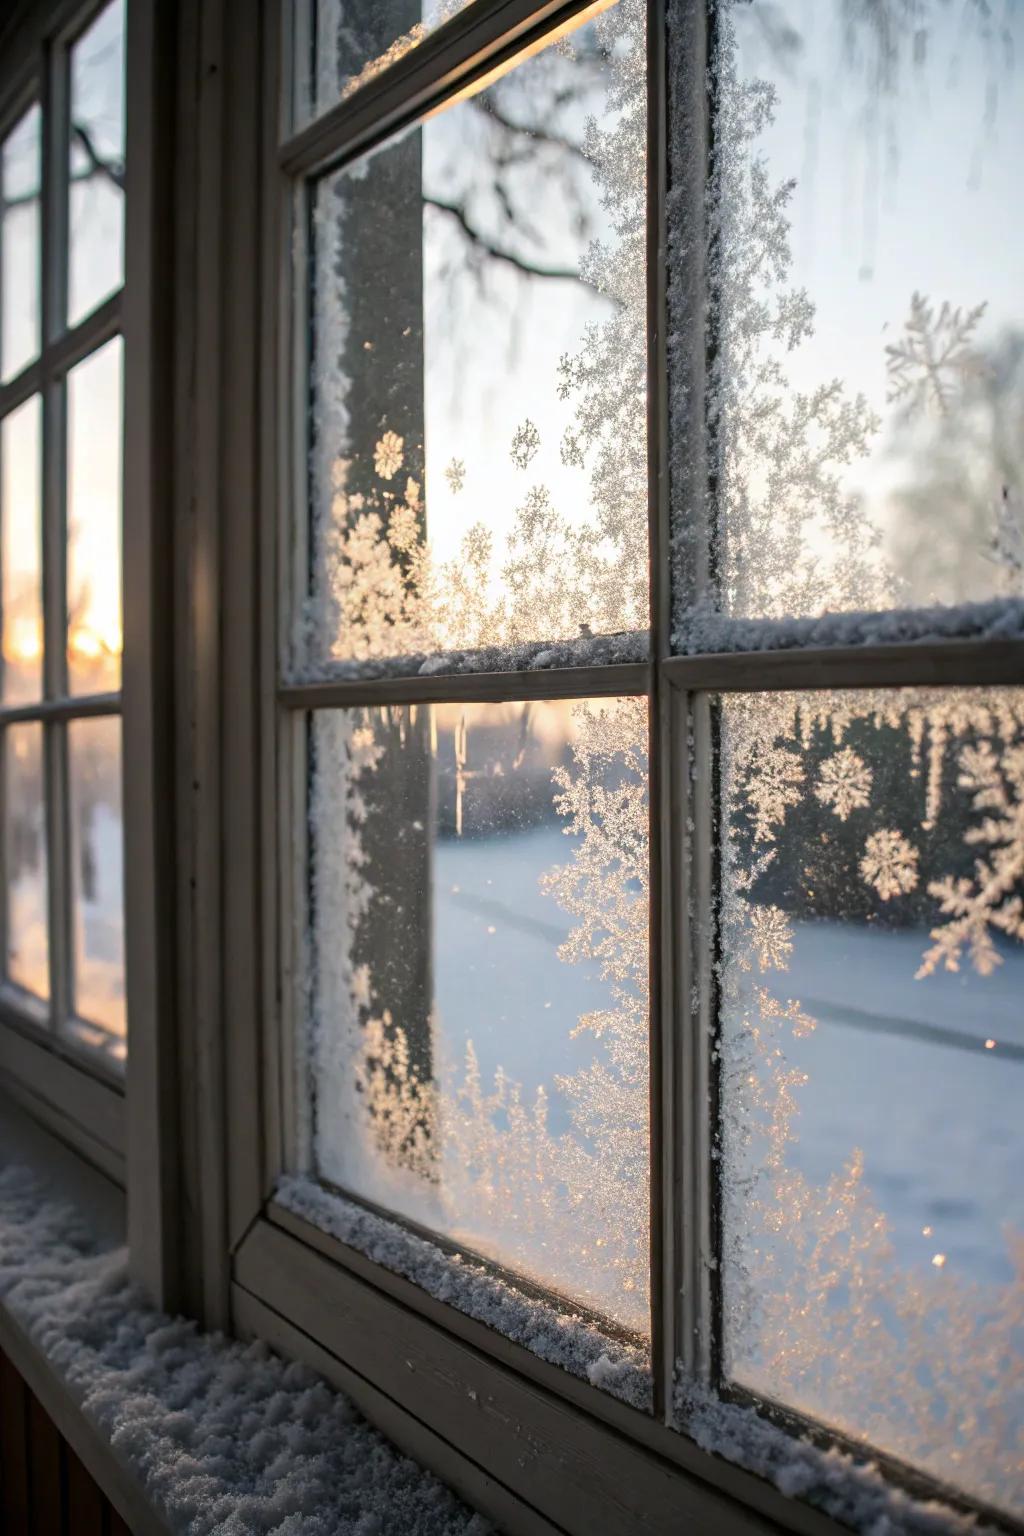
[0,1350,131,1535]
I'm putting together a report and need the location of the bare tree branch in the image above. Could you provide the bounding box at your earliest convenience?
[424,194,588,286]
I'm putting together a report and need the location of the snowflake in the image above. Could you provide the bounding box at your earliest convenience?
[749,905,792,971]
[917,740,1024,977]
[885,291,987,418]
[743,745,804,844]
[860,829,920,902]
[373,431,404,480]
[445,457,466,494]
[510,419,541,470]
[814,748,872,821]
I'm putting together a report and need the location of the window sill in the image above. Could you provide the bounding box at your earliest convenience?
[0,1090,167,1535]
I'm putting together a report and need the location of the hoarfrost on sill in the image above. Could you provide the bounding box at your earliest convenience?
[0,1161,489,1535]
[276,1175,653,1413]
[674,1377,996,1536]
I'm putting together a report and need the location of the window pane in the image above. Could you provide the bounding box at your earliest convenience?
[305,2,648,674]
[292,0,476,129]
[1,105,41,382]
[679,1,1024,648]
[307,696,649,1333]
[68,715,125,1048]
[68,0,126,329]
[67,337,123,695]
[718,685,1023,1514]
[4,722,48,1001]
[1,396,44,704]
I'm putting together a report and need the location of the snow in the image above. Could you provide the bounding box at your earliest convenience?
[674,1380,992,1536]
[275,1175,652,1413]
[675,596,1024,656]
[0,1161,488,1535]
[284,627,649,686]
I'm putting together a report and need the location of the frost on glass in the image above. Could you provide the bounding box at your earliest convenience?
[4,723,49,1001]
[307,696,650,1338]
[66,338,123,696]
[1,396,44,705]
[1,105,41,382]
[68,716,125,1055]
[304,0,647,675]
[717,685,1024,1513]
[292,0,476,129]
[68,0,126,328]
[674,0,1024,650]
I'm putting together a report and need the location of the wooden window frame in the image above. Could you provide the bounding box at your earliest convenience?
[0,0,179,1322]
[193,1,1024,1533]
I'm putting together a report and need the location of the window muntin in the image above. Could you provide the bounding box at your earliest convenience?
[1,395,44,704]
[674,0,1024,651]
[303,4,648,674]
[1,104,42,385]
[67,0,126,329]
[292,0,477,130]
[307,695,650,1334]
[717,684,1023,1515]
[4,720,49,1000]
[66,336,123,695]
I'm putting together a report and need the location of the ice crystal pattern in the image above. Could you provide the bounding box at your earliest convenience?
[308,0,649,665]
[718,684,1024,1509]
[509,419,541,471]
[886,292,988,419]
[373,431,404,481]
[860,827,919,901]
[814,748,872,822]
[445,457,466,495]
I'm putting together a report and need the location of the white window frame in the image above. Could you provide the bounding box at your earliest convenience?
[0,0,180,1316]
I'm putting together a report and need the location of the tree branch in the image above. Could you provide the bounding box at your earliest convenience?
[424,195,587,286]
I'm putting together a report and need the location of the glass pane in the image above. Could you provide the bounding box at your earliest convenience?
[308,695,650,1334]
[1,105,42,382]
[306,2,648,673]
[680,1,1024,647]
[67,337,123,694]
[68,715,125,1046]
[4,722,49,1001]
[1,396,44,703]
[718,685,1024,1514]
[293,0,476,129]
[68,0,126,328]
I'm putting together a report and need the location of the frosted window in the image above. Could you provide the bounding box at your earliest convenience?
[68,0,126,328]
[1,397,44,705]
[718,686,1024,1514]
[680,1,1024,645]
[66,338,123,695]
[308,696,650,1333]
[68,715,125,1048]
[306,1,647,671]
[4,723,49,1001]
[1,106,42,382]
[293,0,477,129]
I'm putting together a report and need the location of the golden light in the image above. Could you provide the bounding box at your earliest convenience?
[985,1038,996,1050]
[932,1253,947,1269]
[4,620,43,662]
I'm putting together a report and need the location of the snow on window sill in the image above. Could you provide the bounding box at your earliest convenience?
[0,1109,489,1535]
[275,1174,654,1413]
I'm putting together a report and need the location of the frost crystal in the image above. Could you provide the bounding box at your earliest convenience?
[814,748,873,822]
[444,457,466,494]
[860,828,919,902]
[885,292,988,420]
[509,419,541,470]
[373,430,405,480]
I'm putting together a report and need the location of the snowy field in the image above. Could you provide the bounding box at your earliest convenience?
[433,824,1023,1289]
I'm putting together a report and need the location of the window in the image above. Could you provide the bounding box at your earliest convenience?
[0,0,128,1141]
[223,2,1024,1531]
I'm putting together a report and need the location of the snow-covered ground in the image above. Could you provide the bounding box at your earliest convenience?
[433,826,1022,1288]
